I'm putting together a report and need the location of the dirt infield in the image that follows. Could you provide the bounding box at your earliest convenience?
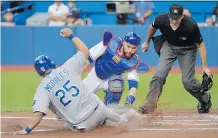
[1,66,218,74]
[1,110,218,138]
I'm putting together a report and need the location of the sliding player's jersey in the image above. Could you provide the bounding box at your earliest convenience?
[32,52,100,124]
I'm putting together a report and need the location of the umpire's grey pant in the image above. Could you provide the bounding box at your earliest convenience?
[146,41,208,110]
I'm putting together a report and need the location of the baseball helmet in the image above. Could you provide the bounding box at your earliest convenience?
[124,32,141,47]
[34,55,56,76]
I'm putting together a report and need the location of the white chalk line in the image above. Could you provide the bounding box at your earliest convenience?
[3,117,217,125]
[149,122,218,125]
[1,117,57,120]
[2,116,217,122]
[129,127,218,131]
[1,128,58,134]
[141,114,218,120]
[2,116,218,134]
[206,115,218,120]
[2,114,218,119]
[2,127,218,134]
[147,120,217,122]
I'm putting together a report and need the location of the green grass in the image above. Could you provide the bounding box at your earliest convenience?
[1,72,218,112]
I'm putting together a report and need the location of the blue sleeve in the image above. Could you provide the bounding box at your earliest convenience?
[88,54,94,63]
[128,80,138,89]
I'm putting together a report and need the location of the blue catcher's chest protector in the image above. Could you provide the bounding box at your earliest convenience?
[95,37,139,80]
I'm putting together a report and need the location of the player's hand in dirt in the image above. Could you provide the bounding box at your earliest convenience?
[60,28,73,38]
[11,130,28,135]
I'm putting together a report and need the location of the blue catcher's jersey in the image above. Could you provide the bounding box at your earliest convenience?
[95,37,139,80]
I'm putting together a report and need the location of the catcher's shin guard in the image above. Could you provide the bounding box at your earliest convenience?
[104,90,122,105]
[104,75,124,105]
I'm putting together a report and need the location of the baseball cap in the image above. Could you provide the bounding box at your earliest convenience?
[169,4,183,20]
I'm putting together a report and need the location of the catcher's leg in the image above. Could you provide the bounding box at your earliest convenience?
[104,91,123,105]
[177,48,212,113]
[83,68,104,94]
[104,75,124,105]
[139,42,176,114]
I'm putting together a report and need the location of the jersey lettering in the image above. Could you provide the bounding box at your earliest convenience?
[55,80,80,107]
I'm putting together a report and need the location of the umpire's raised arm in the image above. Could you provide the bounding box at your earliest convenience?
[141,24,157,52]
[60,28,89,59]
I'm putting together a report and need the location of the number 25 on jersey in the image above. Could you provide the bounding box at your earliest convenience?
[55,80,80,107]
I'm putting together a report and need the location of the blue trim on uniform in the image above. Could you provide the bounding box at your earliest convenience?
[24,126,32,134]
[125,95,135,105]
[88,55,94,63]
[128,80,138,89]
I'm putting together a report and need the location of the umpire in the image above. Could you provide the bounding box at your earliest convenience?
[139,4,213,114]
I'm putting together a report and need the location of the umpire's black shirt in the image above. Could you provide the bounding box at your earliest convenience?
[152,13,203,46]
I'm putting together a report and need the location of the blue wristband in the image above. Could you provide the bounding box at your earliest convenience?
[125,95,135,105]
[24,126,32,134]
[68,33,76,40]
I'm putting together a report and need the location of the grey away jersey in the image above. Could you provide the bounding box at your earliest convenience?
[32,52,100,124]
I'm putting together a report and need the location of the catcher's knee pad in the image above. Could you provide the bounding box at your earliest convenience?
[108,75,124,92]
[104,75,124,105]
[104,90,122,105]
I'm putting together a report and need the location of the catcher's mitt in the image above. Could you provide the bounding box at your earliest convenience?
[201,72,213,93]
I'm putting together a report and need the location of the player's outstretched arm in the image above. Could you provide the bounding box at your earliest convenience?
[12,112,44,135]
[125,69,139,105]
[80,60,91,76]
[60,28,89,59]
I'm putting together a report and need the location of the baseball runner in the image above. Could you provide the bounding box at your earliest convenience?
[139,4,213,114]
[82,31,148,106]
[13,28,128,135]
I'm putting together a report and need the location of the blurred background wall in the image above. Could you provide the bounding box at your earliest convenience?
[2,26,218,66]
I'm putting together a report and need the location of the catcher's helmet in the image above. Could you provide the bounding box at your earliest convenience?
[34,55,56,76]
[124,32,141,47]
